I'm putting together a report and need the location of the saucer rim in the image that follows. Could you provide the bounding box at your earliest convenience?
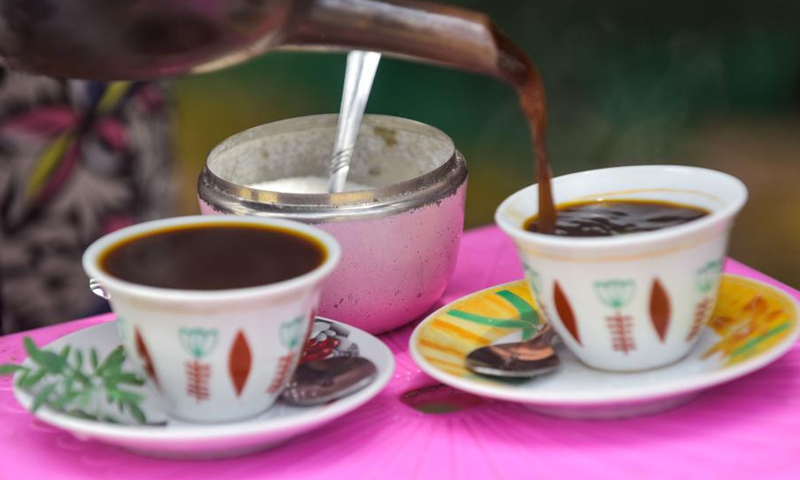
[409,274,800,406]
[13,317,395,442]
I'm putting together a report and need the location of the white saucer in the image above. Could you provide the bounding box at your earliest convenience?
[13,318,394,459]
[410,275,800,419]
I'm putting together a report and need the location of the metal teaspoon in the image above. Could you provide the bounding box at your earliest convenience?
[281,356,378,406]
[465,324,561,378]
[328,50,381,193]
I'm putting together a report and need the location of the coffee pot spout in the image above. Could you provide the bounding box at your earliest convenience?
[282,0,513,79]
[0,0,524,82]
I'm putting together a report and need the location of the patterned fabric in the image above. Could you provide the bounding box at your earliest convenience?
[0,68,174,333]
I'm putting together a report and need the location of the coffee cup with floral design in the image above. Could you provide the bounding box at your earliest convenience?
[496,166,747,371]
[83,216,340,422]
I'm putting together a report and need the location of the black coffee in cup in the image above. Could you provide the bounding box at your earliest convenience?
[524,200,709,237]
[101,223,326,290]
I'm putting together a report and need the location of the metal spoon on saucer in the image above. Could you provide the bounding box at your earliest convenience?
[328,50,381,193]
[281,356,378,406]
[465,324,561,378]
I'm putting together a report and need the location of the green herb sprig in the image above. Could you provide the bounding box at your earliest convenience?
[0,337,148,424]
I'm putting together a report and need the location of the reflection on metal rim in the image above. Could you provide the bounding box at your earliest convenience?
[198,114,468,222]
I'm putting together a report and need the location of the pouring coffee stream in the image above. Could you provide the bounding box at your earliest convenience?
[0,0,557,231]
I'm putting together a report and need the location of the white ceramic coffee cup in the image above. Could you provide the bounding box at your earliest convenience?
[83,216,340,422]
[496,166,747,371]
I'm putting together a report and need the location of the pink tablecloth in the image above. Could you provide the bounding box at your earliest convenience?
[1,226,798,479]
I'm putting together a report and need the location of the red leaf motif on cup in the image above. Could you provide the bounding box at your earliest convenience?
[134,328,158,387]
[553,282,581,345]
[650,279,671,342]
[228,331,252,397]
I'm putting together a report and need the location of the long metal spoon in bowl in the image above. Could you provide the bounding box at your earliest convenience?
[465,324,561,378]
[328,50,381,193]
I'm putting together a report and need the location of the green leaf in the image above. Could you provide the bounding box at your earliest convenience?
[103,377,116,393]
[28,349,66,374]
[71,369,92,387]
[96,347,125,375]
[67,409,95,421]
[31,383,58,412]
[90,349,99,370]
[127,402,147,424]
[58,345,71,361]
[78,390,92,408]
[15,369,29,387]
[23,337,38,358]
[21,369,46,389]
[100,415,120,424]
[114,373,145,386]
[0,364,27,375]
[108,388,142,405]
[11,341,144,426]
[115,390,143,404]
[50,391,81,410]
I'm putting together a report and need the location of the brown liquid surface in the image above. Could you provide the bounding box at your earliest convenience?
[524,200,710,237]
[101,224,325,290]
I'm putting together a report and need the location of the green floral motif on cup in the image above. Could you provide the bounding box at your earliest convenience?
[280,316,304,349]
[696,259,723,295]
[179,328,218,360]
[523,263,543,298]
[594,280,636,310]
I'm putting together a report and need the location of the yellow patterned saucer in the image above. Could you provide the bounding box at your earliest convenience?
[410,274,800,419]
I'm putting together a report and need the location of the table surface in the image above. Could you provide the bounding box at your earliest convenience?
[1,226,799,480]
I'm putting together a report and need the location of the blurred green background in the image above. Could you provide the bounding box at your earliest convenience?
[173,0,800,286]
